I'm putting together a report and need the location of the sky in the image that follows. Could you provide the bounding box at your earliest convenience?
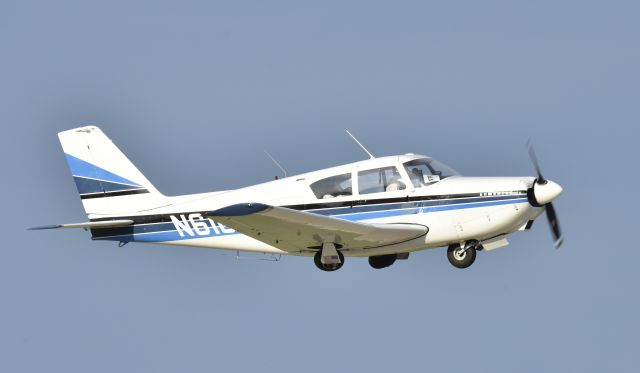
[1,1,638,372]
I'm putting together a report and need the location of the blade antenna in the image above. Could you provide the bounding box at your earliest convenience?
[264,150,287,177]
[346,129,375,159]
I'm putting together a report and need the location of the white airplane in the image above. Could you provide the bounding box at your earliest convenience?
[31,126,563,271]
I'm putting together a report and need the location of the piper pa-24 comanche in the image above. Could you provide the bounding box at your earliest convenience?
[32,126,563,271]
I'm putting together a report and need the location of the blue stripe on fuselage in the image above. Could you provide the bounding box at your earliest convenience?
[336,197,528,221]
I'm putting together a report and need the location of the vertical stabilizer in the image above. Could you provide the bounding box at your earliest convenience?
[58,126,165,217]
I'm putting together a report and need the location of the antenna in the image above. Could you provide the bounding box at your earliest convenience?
[264,150,287,177]
[345,129,375,159]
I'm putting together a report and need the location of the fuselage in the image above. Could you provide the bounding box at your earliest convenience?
[88,154,545,257]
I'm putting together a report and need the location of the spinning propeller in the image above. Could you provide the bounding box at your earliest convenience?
[526,140,564,249]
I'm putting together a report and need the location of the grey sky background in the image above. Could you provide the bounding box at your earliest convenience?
[1,1,638,372]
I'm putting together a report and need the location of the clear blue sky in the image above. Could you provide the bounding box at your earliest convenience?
[1,1,638,372]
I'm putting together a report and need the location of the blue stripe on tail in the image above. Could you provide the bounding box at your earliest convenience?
[64,154,142,187]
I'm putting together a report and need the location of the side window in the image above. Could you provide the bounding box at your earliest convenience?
[310,173,352,199]
[358,167,406,195]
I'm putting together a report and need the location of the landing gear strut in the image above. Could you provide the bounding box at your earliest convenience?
[447,241,480,269]
[314,243,344,271]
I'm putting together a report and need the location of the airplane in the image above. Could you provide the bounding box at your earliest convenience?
[31,126,563,271]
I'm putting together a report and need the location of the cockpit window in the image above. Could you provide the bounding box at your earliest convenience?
[403,159,458,188]
[358,166,406,195]
[310,173,352,199]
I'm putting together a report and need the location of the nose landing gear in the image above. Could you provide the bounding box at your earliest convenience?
[447,241,481,269]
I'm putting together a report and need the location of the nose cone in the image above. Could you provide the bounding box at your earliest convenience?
[533,180,563,205]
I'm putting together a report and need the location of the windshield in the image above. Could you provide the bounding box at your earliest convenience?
[403,158,459,188]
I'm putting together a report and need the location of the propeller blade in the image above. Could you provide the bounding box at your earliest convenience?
[545,202,563,249]
[527,139,546,184]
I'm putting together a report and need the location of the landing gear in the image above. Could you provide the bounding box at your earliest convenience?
[447,241,480,269]
[314,243,345,271]
[368,254,397,269]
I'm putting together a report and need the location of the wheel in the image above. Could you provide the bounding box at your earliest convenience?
[447,244,476,269]
[368,254,397,269]
[314,250,345,271]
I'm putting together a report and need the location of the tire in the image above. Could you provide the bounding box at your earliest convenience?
[314,250,345,271]
[368,254,397,269]
[447,245,476,269]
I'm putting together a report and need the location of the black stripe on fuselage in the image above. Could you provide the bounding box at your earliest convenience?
[282,192,516,211]
[90,191,527,224]
[80,189,150,200]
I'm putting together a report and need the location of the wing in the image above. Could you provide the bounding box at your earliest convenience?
[205,203,428,252]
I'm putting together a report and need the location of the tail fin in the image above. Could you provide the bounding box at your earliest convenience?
[58,126,165,217]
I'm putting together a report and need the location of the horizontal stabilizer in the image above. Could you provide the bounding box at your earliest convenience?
[28,219,134,230]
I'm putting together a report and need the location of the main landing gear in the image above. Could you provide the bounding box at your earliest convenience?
[313,246,401,271]
[447,241,482,269]
[314,242,345,271]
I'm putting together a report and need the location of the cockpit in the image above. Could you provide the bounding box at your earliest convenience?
[307,156,459,200]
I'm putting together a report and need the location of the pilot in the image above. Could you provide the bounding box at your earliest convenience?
[410,167,423,185]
